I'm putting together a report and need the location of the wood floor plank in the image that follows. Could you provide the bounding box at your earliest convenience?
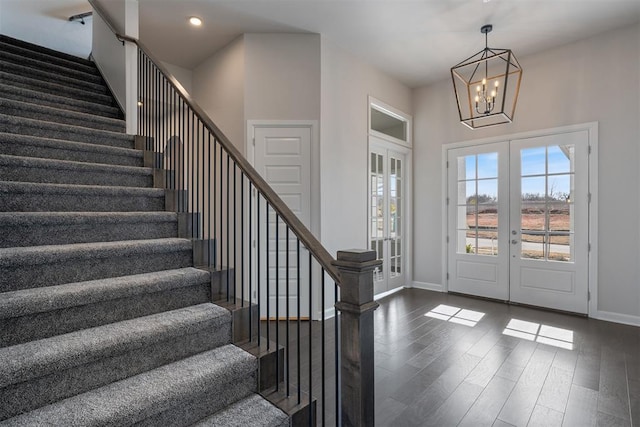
[528,404,564,427]
[563,383,598,427]
[466,344,515,387]
[420,380,484,427]
[459,376,516,427]
[598,347,631,420]
[375,397,407,426]
[596,412,632,427]
[537,365,574,413]
[498,347,555,426]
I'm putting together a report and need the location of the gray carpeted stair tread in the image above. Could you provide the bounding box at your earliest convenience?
[0,237,192,268]
[192,394,289,427]
[1,344,256,427]
[0,303,230,387]
[0,267,210,320]
[0,71,115,106]
[0,181,166,212]
[0,303,229,386]
[0,237,193,292]
[0,211,177,247]
[0,97,125,133]
[0,153,152,187]
[0,113,133,149]
[0,82,121,119]
[0,304,234,420]
[0,132,142,167]
[0,41,99,77]
[0,34,94,68]
[0,49,103,85]
[0,59,107,94]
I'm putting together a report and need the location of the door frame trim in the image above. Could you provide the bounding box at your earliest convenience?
[441,122,598,316]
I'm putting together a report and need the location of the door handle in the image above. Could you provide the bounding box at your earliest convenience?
[511,239,518,244]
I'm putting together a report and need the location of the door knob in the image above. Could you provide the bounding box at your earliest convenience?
[511,239,518,244]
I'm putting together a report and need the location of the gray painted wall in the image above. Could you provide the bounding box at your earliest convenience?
[412,23,640,320]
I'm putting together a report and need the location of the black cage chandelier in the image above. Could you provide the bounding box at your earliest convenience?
[451,24,522,129]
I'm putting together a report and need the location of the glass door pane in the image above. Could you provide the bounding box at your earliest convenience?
[519,144,575,262]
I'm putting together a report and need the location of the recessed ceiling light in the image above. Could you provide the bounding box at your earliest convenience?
[189,16,202,27]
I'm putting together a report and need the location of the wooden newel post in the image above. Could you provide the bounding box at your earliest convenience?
[332,249,381,427]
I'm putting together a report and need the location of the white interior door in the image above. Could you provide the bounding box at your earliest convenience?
[253,125,311,318]
[509,131,589,313]
[447,130,590,313]
[447,142,510,300]
[369,139,407,295]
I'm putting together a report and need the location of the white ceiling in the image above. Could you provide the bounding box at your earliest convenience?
[139,0,640,88]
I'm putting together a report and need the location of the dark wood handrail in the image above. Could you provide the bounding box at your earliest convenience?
[88,0,341,284]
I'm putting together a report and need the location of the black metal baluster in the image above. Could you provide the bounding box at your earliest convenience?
[308,251,313,427]
[297,239,301,404]
[249,182,253,341]
[275,213,280,391]
[226,154,230,298]
[233,163,237,301]
[266,202,270,349]
[286,227,290,397]
[321,269,326,427]
[241,172,244,305]
[335,283,340,427]
[207,133,212,267]
[191,111,195,228]
[257,193,261,347]
[220,147,224,299]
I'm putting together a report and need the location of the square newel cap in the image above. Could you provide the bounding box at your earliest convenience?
[333,250,381,272]
[336,249,377,263]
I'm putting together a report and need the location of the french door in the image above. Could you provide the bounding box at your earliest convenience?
[369,138,407,295]
[447,130,590,313]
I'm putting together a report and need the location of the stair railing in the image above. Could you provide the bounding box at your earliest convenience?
[89,2,380,426]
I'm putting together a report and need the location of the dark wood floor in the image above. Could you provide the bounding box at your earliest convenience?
[373,288,640,427]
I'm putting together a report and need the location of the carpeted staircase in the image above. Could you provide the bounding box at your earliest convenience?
[0,34,288,426]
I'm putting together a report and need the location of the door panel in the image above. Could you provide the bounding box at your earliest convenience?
[370,139,407,295]
[254,126,311,318]
[448,142,509,300]
[509,131,589,313]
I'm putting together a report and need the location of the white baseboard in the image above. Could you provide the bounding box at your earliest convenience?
[411,281,445,292]
[590,310,640,327]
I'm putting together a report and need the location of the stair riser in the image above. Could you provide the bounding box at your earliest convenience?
[0,140,142,167]
[0,50,103,85]
[0,249,193,292]
[0,120,134,149]
[0,192,165,212]
[0,74,115,106]
[0,164,152,188]
[0,41,99,77]
[136,375,256,427]
[0,61,107,94]
[0,283,211,346]
[0,220,177,248]
[0,103,125,133]
[0,86,121,119]
[0,326,232,420]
